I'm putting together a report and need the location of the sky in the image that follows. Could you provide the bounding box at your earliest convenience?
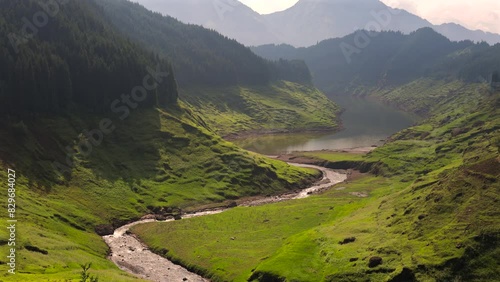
[238,0,500,34]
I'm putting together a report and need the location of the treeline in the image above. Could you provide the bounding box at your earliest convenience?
[96,0,312,86]
[252,28,500,93]
[0,0,178,114]
[269,59,312,85]
[434,42,500,82]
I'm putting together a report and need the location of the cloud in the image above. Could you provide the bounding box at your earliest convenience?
[381,0,500,33]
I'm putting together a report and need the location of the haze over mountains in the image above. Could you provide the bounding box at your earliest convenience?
[252,28,500,95]
[1,0,499,281]
[134,0,500,46]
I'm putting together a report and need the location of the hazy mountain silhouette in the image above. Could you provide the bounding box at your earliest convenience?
[433,23,500,44]
[252,27,500,95]
[130,0,279,46]
[263,0,432,46]
[133,0,500,47]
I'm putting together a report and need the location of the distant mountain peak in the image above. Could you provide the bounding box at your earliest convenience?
[134,0,500,46]
[410,27,451,42]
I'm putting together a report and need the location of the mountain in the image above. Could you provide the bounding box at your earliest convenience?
[1,0,499,281]
[433,23,500,45]
[0,0,178,114]
[98,0,311,87]
[0,0,322,280]
[95,0,339,136]
[252,28,500,97]
[263,0,432,47]
[264,0,500,46]
[128,0,278,46]
[133,0,500,47]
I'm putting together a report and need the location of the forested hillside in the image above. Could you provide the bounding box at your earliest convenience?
[0,1,322,280]
[2,1,496,281]
[0,0,337,172]
[252,28,500,96]
[92,0,338,136]
[97,0,312,86]
[0,0,178,114]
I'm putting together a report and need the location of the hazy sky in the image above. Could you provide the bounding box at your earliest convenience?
[238,0,500,34]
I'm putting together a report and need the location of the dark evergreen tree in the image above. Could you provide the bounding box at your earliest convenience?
[0,0,178,115]
[96,0,312,87]
[492,71,499,83]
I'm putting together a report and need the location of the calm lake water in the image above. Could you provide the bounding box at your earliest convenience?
[232,95,418,155]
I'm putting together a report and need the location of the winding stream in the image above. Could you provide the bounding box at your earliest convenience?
[103,163,347,282]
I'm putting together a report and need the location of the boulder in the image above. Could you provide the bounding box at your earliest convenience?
[368,256,383,268]
[339,237,356,245]
[95,224,114,236]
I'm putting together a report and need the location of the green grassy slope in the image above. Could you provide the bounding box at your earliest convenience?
[134,175,401,282]
[0,104,320,281]
[253,80,499,281]
[133,83,499,281]
[370,79,472,116]
[181,81,341,137]
[0,1,334,281]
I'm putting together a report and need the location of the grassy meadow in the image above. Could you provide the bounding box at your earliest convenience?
[133,81,500,281]
[0,103,320,281]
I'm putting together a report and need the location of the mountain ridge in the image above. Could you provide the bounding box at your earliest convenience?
[0,1,324,280]
[133,0,500,46]
[95,0,340,136]
[251,28,500,96]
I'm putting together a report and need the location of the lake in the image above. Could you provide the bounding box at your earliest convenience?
[232,95,418,155]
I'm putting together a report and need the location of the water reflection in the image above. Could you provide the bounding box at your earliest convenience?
[232,95,418,155]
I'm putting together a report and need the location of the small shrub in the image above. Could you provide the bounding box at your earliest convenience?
[80,263,99,282]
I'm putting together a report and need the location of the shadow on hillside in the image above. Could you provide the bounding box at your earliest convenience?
[0,108,164,191]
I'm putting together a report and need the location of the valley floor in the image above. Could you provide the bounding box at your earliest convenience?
[105,163,346,281]
[132,85,500,281]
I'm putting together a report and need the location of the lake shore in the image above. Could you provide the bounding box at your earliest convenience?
[223,126,341,141]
